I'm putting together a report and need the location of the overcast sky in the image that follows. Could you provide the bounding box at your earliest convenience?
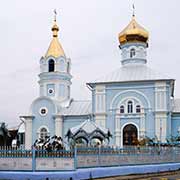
[0,0,180,127]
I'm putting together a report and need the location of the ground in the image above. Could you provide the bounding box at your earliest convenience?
[95,170,180,180]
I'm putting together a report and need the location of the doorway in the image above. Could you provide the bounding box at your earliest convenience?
[123,124,138,146]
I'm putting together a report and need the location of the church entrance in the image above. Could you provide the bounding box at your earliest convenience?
[123,124,138,146]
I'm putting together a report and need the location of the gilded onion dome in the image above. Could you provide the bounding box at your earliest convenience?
[45,20,65,58]
[118,15,149,46]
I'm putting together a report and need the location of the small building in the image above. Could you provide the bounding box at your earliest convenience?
[66,119,112,147]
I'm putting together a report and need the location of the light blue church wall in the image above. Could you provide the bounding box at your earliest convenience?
[39,72,71,81]
[30,97,57,144]
[166,81,173,137]
[47,84,55,97]
[120,117,141,129]
[171,113,180,136]
[91,81,171,143]
[106,82,154,139]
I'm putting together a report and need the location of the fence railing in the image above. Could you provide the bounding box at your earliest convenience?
[76,146,178,155]
[0,146,74,158]
[0,146,179,157]
[76,146,180,168]
[0,147,32,157]
[35,149,74,158]
[0,147,75,171]
[0,146,180,170]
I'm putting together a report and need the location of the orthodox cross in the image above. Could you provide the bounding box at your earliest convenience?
[54,9,57,22]
[132,4,135,17]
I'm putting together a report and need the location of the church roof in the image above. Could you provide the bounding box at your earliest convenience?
[65,119,112,143]
[61,100,92,116]
[118,15,149,45]
[88,64,174,86]
[69,119,109,135]
[45,19,65,58]
[45,37,65,58]
[173,99,180,113]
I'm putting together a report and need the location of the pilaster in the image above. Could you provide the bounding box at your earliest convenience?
[94,85,106,128]
[20,116,34,150]
[54,115,63,137]
[115,110,121,147]
[155,112,167,142]
[139,108,146,138]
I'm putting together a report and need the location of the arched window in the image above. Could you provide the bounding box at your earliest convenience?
[130,48,136,58]
[127,101,133,113]
[136,105,141,113]
[40,127,48,141]
[120,105,124,113]
[48,59,55,72]
[67,62,70,73]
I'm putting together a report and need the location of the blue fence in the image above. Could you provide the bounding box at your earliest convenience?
[76,146,180,168]
[0,147,75,171]
[0,146,180,171]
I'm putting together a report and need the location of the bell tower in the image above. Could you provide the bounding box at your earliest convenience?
[39,12,72,102]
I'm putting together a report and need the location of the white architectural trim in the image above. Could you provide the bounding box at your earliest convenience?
[118,96,143,108]
[117,96,143,114]
[37,125,50,139]
[95,85,106,113]
[37,125,50,133]
[29,96,57,114]
[54,116,63,137]
[155,112,167,142]
[23,117,33,150]
[155,82,167,111]
[46,56,56,63]
[110,90,151,109]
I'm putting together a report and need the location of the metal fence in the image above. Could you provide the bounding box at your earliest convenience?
[0,146,180,170]
[76,146,180,168]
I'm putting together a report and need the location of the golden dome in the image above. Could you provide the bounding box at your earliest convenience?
[118,15,149,45]
[45,21,65,58]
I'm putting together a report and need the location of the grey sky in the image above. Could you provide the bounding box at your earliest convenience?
[0,0,180,127]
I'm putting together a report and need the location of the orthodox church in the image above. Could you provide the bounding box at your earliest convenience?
[20,13,180,149]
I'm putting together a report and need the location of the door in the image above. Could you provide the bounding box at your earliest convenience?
[123,124,138,146]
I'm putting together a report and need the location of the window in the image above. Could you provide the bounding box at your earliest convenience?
[136,105,141,113]
[67,62,70,73]
[48,88,54,94]
[39,107,48,116]
[128,101,133,113]
[41,109,46,114]
[48,59,55,72]
[67,86,70,99]
[130,48,136,58]
[120,105,124,113]
[40,128,48,141]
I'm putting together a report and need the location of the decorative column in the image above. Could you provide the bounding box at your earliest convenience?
[140,108,146,139]
[114,110,121,147]
[21,116,33,150]
[154,82,167,142]
[54,115,63,137]
[94,85,106,128]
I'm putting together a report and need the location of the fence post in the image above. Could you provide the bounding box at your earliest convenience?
[74,146,77,170]
[32,147,36,171]
[173,146,176,162]
[98,146,101,167]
